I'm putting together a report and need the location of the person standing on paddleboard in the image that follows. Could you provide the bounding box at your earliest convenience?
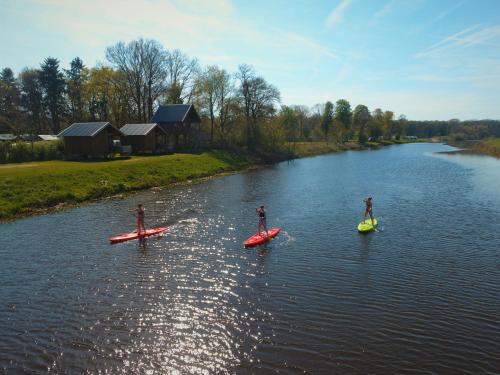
[130,204,146,234]
[256,205,269,237]
[363,197,374,225]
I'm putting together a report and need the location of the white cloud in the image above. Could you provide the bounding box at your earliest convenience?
[325,0,353,29]
[19,0,340,79]
[371,0,396,24]
[279,31,337,60]
[415,24,500,58]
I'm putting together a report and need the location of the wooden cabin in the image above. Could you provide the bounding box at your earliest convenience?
[151,104,201,150]
[120,123,167,154]
[58,122,123,159]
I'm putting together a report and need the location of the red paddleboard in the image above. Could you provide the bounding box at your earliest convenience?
[244,227,281,248]
[109,227,168,244]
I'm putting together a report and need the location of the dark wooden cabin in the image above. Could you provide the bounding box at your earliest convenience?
[151,104,201,150]
[120,123,167,154]
[58,122,123,159]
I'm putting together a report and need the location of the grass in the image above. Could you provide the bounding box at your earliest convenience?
[291,142,342,157]
[474,137,500,157]
[0,150,248,221]
[291,138,430,157]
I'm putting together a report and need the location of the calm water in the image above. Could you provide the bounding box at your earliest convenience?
[1,143,499,374]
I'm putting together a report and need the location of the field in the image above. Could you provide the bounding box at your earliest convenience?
[0,150,247,220]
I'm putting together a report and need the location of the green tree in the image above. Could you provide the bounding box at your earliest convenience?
[382,110,394,139]
[370,108,384,140]
[280,105,299,143]
[39,57,66,133]
[20,68,45,134]
[320,101,334,144]
[0,67,22,132]
[394,114,406,140]
[65,57,87,122]
[334,99,352,142]
[196,66,219,145]
[352,104,371,144]
[84,66,134,126]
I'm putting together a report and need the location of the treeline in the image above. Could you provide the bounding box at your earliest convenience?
[1,37,499,155]
[405,119,500,140]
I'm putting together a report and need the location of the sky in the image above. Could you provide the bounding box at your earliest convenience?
[1,0,500,120]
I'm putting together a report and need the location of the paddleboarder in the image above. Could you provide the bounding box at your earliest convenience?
[130,204,146,234]
[363,197,374,225]
[256,205,269,237]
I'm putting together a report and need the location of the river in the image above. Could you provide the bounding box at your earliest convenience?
[1,143,499,374]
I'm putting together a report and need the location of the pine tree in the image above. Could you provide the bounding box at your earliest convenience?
[39,57,66,133]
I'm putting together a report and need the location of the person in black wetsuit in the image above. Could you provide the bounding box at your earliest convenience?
[256,205,269,237]
[363,197,374,225]
[130,204,146,234]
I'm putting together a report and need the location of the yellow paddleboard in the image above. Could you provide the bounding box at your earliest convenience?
[357,218,378,233]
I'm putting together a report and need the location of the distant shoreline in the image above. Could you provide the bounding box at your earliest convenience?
[445,138,500,158]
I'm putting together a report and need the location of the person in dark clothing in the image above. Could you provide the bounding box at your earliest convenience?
[363,197,374,225]
[256,205,269,237]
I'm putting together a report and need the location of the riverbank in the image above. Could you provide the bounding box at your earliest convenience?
[473,138,500,157]
[290,138,431,158]
[0,150,249,221]
[0,139,431,222]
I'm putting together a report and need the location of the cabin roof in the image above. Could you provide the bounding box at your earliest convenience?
[120,123,166,136]
[0,133,17,141]
[20,134,38,141]
[58,122,120,137]
[38,135,59,141]
[151,104,201,123]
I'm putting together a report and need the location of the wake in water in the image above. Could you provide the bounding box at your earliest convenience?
[279,230,296,245]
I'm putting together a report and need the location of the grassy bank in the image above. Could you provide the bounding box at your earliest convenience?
[473,138,500,158]
[291,141,362,157]
[291,138,430,158]
[0,150,248,221]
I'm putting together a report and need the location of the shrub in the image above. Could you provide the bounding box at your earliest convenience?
[0,140,64,163]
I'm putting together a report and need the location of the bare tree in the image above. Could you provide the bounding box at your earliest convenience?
[142,40,167,120]
[236,64,280,151]
[164,49,199,104]
[106,38,167,122]
[292,105,309,140]
[196,66,235,146]
[215,68,235,147]
[196,66,218,144]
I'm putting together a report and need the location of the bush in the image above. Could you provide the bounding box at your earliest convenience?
[0,140,64,163]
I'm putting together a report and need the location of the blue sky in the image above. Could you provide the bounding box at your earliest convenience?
[1,0,500,120]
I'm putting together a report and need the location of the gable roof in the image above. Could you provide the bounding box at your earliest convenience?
[0,134,17,141]
[120,123,167,136]
[20,134,38,141]
[58,122,121,137]
[151,104,201,123]
[38,135,59,141]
